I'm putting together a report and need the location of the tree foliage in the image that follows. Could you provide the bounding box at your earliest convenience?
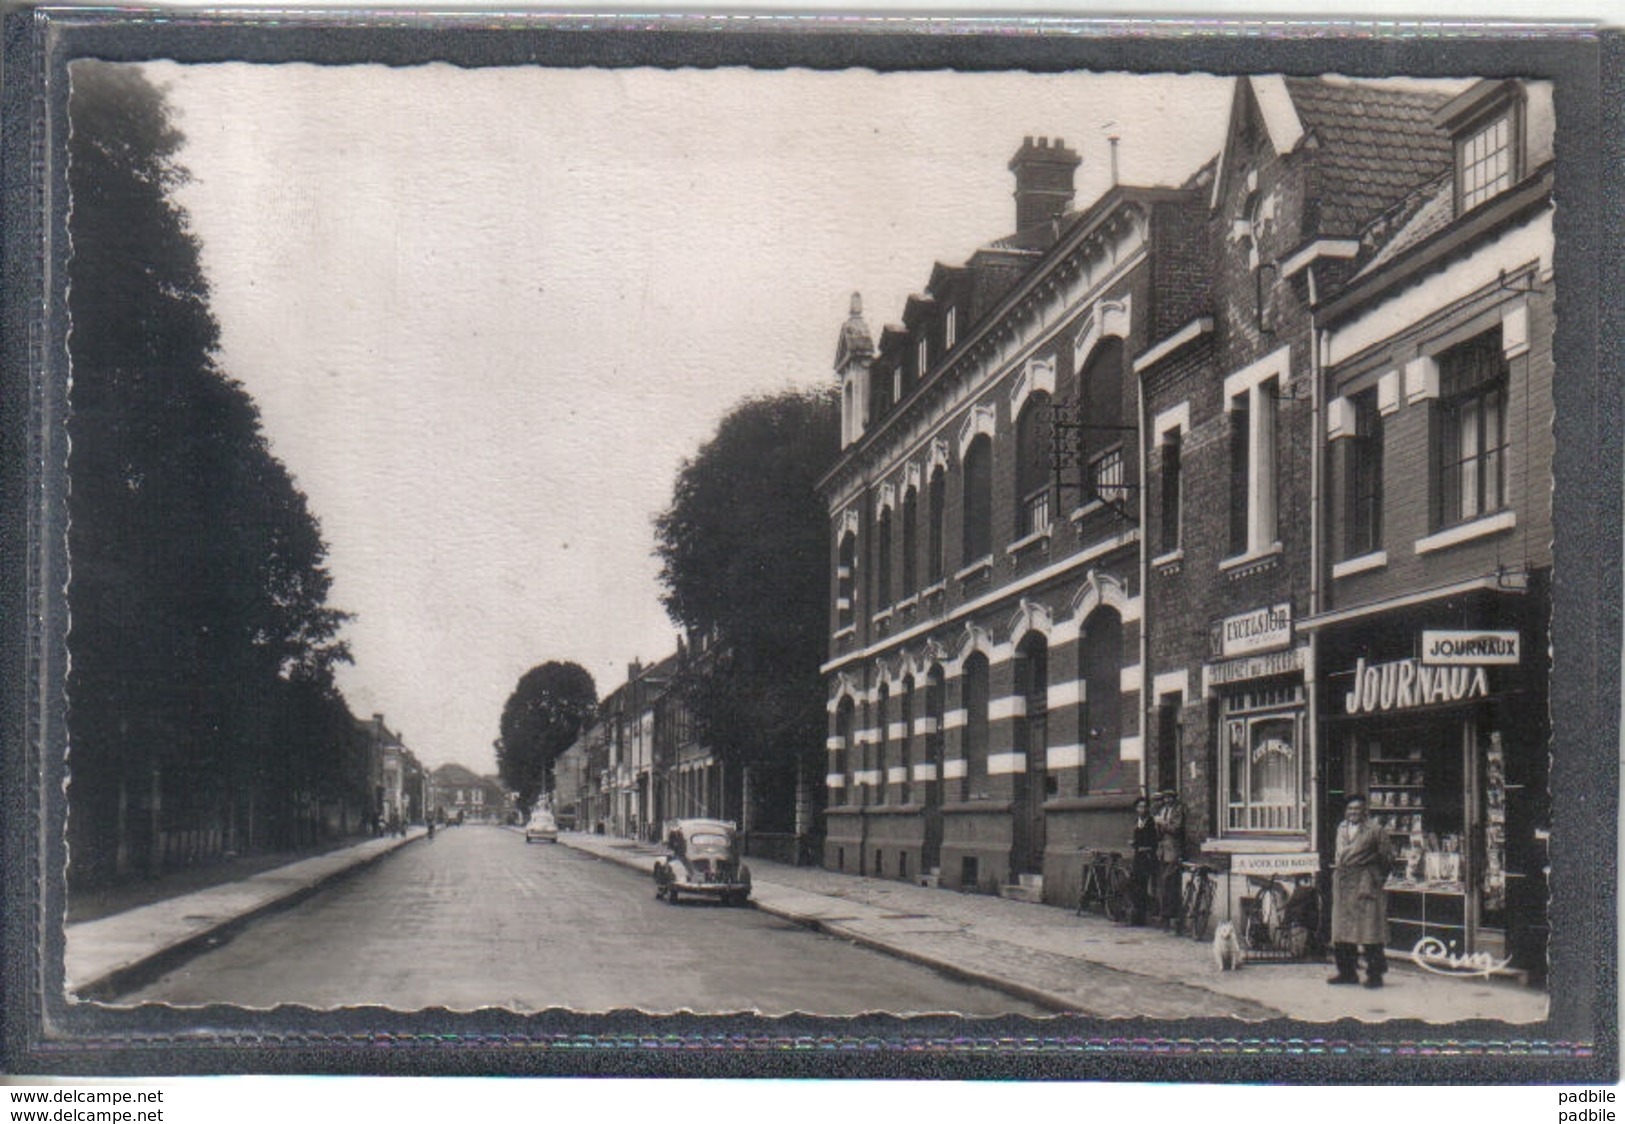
[654,388,839,795]
[498,661,598,814]
[67,62,358,886]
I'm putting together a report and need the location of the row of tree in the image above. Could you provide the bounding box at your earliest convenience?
[67,62,367,890]
[498,388,839,837]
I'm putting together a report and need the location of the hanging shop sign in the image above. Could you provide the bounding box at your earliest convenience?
[1210,602,1293,659]
[1342,656,1490,716]
[1420,629,1521,666]
[1204,645,1307,691]
[1230,851,1320,877]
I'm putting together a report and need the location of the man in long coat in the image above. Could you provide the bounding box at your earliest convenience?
[1329,795,1393,988]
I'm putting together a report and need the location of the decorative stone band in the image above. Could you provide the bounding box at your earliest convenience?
[989,696,1027,722]
[825,773,847,788]
[943,709,968,730]
[1046,744,1085,770]
[887,722,909,742]
[852,728,880,746]
[887,767,909,784]
[988,752,1027,775]
[942,759,968,780]
[1120,664,1143,695]
[1120,735,1143,763]
[826,736,847,751]
[912,763,938,782]
[913,717,939,736]
[1047,681,1084,709]
[854,770,883,786]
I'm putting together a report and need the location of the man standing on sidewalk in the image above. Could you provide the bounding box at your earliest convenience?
[1154,789,1185,927]
[1329,795,1393,988]
[1129,797,1158,925]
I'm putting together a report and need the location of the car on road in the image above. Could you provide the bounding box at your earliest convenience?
[653,818,751,906]
[524,809,559,844]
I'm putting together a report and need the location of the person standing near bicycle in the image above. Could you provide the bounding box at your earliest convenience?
[1329,794,1394,988]
[1127,796,1158,925]
[1154,789,1186,928]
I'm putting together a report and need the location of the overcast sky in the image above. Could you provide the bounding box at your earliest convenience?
[140,62,1236,774]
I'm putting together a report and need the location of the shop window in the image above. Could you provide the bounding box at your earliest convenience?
[1345,389,1384,558]
[1222,683,1306,834]
[901,487,919,595]
[928,467,947,585]
[962,653,990,800]
[962,435,993,565]
[1159,431,1182,555]
[1015,393,1053,536]
[1433,330,1508,530]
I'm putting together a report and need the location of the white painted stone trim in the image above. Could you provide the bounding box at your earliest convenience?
[1404,355,1440,404]
[853,728,879,746]
[989,696,1027,722]
[1153,669,1190,700]
[1119,735,1144,763]
[913,717,939,736]
[1135,320,1212,375]
[1377,370,1401,416]
[888,721,909,742]
[1048,680,1084,710]
[1502,300,1530,359]
[912,763,939,782]
[943,709,968,731]
[1120,663,1143,696]
[1278,238,1360,278]
[826,736,847,751]
[943,759,968,780]
[1331,550,1388,579]
[1415,511,1517,555]
[854,770,883,787]
[825,774,847,788]
[1122,596,1143,625]
[1223,344,1292,403]
[1046,744,1085,770]
[887,767,909,785]
[1326,395,1352,441]
[1152,400,1191,440]
[988,752,1028,775]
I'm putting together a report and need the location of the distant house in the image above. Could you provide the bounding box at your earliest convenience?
[361,713,425,828]
[427,763,509,824]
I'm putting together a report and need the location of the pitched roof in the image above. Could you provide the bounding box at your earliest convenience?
[1353,171,1454,279]
[1282,76,1456,238]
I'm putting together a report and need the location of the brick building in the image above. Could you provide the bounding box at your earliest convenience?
[819,76,1554,976]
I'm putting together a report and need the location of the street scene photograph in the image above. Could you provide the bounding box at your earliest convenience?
[59,59,1554,1026]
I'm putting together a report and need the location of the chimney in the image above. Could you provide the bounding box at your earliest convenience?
[1009,136,1082,232]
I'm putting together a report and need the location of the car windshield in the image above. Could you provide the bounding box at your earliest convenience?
[688,832,729,850]
[530,814,555,827]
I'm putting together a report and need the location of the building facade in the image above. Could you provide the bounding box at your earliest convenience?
[427,763,511,824]
[819,77,1554,976]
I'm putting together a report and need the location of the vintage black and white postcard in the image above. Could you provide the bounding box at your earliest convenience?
[1,10,1616,1083]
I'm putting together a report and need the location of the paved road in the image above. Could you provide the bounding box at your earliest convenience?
[120,825,1045,1016]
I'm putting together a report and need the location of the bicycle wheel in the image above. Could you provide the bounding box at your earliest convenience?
[1187,878,1215,941]
[1076,866,1098,916]
[1103,864,1132,923]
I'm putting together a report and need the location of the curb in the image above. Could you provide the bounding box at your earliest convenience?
[72,833,424,1002]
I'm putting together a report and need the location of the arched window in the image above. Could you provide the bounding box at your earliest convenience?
[962,653,990,800]
[876,507,893,608]
[1015,393,1053,536]
[835,697,856,806]
[926,665,946,777]
[1080,339,1127,507]
[962,435,993,565]
[928,467,947,585]
[1079,608,1125,793]
[900,675,916,804]
[1016,634,1049,769]
[836,532,856,631]
[873,684,889,806]
[901,487,919,596]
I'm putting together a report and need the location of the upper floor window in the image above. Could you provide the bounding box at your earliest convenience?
[928,467,947,585]
[1159,430,1183,555]
[1090,445,1127,508]
[836,532,856,631]
[875,506,893,608]
[1345,389,1383,558]
[917,337,929,381]
[1434,329,1508,529]
[1224,351,1285,561]
[1015,393,1052,536]
[1458,107,1518,213]
[944,307,957,352]
[901,487,919,595]
[962,435,993,565]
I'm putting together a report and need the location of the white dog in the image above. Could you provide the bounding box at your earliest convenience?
[1212,920,1245,971]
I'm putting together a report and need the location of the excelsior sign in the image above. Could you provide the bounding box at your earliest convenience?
[1211,602,1292,658]
[1421,629,1520,666]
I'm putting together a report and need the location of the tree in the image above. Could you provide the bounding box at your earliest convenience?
[498,662,598,815]
[66,61,354,885]
[653,388,840,831]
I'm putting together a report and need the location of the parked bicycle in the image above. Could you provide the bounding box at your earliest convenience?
[1239,873,1323,961]
[1076,848,1134,922]
[1178,861,1218,940]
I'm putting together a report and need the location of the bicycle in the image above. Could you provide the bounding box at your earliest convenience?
[1178,861,1218,940]
[1075,848,1134,922]
[1239,873,1323,960]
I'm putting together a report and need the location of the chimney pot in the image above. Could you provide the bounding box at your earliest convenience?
[1009,135,1082,233]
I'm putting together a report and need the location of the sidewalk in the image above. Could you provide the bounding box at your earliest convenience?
[64,828,426,1001]
[559,831,1548,1024]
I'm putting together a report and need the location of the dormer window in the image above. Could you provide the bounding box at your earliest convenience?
[944,307,957,351]
[1438,80,1525,217]
[917,337,929,380]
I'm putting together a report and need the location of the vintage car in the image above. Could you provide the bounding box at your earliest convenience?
[523,809,559,843]
[652,818,752,905]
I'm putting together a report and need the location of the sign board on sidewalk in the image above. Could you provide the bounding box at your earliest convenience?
[1230,851,1321,877]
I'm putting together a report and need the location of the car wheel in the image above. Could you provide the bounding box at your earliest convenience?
[667,888,679,905]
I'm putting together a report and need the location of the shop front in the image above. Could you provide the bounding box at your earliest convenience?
[1318,592,1548,979]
